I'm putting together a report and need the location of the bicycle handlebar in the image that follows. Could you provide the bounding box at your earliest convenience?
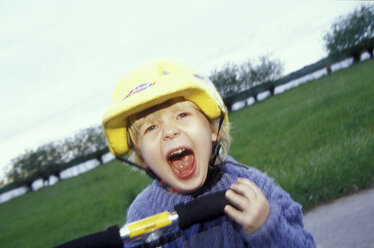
[175,190,229,229]
[54,190,229,248]
[54,225,122,248]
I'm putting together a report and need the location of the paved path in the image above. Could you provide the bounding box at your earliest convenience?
[304,187,374,248]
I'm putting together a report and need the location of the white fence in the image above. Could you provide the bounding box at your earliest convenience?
[0,153,114,204]
[232,52,370,111]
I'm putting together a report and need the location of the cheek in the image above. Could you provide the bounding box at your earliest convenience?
[140,135,165,163]
[138,139,156,165]
[140,149,157,170]
[199,128,215,155]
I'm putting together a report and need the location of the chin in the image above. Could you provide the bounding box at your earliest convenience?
[175,175,206,193]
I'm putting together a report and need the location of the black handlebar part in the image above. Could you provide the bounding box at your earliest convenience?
[54,225,122,248]
[175,190,230,229]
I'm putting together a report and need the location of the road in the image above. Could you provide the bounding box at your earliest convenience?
[304,187,374,248]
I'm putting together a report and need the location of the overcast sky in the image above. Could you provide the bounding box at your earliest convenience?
[0,1,366,181]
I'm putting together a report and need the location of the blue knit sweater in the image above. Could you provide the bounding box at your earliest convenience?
[125,156,315,247]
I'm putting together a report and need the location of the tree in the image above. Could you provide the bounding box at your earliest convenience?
[210,62,241,98]
[209,56,284,108]
[239,55,284,99]
[72,125,109,164]
[32,145,53,185]
[7,150,40,191]
[210,63,242,112]
[36,142,67,182]
[251,56,283,85]
[4,125,110,192]
[238,60,255,90]
[324,5,374,62]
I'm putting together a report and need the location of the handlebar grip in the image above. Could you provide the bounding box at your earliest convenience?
[123,211,174,238]
[174,190,230,229]
[54,225,123,248]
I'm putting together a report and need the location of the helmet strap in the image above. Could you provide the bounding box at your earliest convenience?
[115,155,160,181]
[209,112,225,167]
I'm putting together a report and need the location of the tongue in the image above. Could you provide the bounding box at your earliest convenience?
[170,154,194,177]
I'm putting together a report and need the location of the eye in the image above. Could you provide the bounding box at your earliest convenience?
[144,124,157,134]
[177,112,189,119]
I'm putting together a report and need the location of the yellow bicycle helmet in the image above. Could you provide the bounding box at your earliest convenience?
[102,60,228,157]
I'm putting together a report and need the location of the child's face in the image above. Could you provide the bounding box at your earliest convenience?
[136,100,217,193]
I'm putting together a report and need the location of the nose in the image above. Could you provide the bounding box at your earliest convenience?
[162,124,180,141]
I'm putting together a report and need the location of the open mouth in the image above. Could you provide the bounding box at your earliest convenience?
[167,147,196,179]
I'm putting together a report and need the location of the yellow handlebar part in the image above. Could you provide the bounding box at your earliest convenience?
[127,211,172,238]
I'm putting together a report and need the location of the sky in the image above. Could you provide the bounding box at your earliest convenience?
[0,0,366,181]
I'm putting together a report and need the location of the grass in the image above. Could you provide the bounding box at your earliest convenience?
[0,59,373,248]
[0,161,151,248]
[229,58,374,210]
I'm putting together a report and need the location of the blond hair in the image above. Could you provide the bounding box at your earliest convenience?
[127,98,230,166]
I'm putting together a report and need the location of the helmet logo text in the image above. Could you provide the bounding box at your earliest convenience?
[123,82,154,100]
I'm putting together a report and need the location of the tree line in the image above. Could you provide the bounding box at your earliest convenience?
[1,4,373,194]
[324,5,374,62]
[1,126,108,193]
[211,4,373,111]
[210,55,284,111]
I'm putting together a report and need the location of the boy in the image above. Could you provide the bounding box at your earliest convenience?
[102,60,315,247]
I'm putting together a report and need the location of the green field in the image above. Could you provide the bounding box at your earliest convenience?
[229,59,374,210]
[0,59,373,248]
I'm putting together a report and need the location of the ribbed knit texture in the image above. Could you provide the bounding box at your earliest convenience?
[125,156,316,247]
